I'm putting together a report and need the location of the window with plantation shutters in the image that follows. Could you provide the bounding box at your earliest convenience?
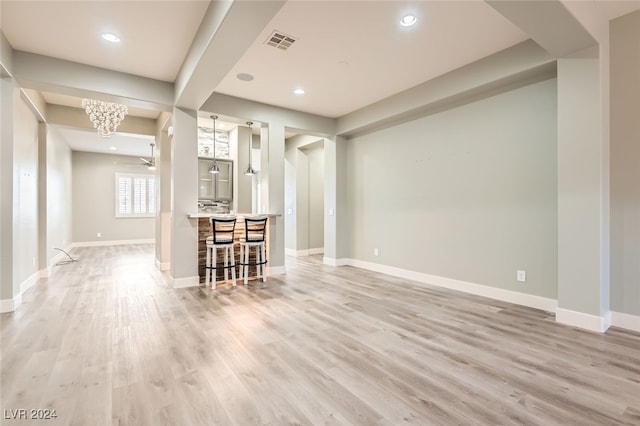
[115,173,156,218]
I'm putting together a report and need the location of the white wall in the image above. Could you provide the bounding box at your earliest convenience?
[346,78,558,299]
[14,92,40,286]
[46,128,73,260]
[72,151,155,243]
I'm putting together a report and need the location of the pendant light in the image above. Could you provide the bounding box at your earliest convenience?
[208,115,220,174]
[244,121,256,176]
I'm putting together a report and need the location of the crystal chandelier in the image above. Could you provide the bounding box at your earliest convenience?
[81,98,128,138]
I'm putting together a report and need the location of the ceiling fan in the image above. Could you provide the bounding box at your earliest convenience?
[140,143,156,170]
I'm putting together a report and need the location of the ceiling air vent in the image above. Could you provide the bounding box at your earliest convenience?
[265,31,297,51]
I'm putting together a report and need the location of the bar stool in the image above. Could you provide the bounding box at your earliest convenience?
[205,216,237,289]
[239,216,268,285]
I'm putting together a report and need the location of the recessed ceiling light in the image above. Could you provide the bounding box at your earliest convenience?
[109,146,117,151]
[237,73,254,82]
[102,32,121,43]
[293,88,305,95]
[400,15,417,27]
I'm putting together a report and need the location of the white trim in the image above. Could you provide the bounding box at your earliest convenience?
[268,266,286,275]
[155,258,170,271]
[323,257,349,267]
[171,276,199,289]
[555,308,611,333]
[72,238,154,248]
[285,248,324,257]
[611,311,640,332]
[0,293,22,313]
[347,258,558,313]
[40,268,51,279]
[20,270,41,295]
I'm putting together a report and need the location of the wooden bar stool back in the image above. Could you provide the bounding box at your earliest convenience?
[205,216,237,288]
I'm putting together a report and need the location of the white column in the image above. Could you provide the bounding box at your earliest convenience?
[556,45,610,332]
[169,107,199,287]
[155,123,172,271]
[323,136,349,265]
[260,123,286,274]
[0,77,18,311]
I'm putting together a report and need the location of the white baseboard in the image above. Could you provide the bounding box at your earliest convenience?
[323,257,349,267]
[3,252,79,310]
[556,308,611,333]
[171,275,199,289]
[0,293,22,313]
[20,270,41,295]
[285,248,297,257]
[285,248,325,257]
[72,238,155,248]
[347,258,558,314]
[268,266,286,275]
[287,249,309,257]
[611,311,640,332]
[155,258,170,271]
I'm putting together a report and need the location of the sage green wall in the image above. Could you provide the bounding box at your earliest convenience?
[610,10,640,316]
[346,78,558,299]
[72,151,155,243]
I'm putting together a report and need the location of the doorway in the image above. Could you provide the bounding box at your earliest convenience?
[284,136,324,257]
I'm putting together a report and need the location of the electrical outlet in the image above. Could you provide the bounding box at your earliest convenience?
[374,248,379,256]
[517,270,526,282]
[97,232,102,238]
[32,257,36,267]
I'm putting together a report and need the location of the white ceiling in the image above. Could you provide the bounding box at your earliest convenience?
[3,0,640,155]
[215,0,530,117]
[1,0,209,82]
[54,126,156,158]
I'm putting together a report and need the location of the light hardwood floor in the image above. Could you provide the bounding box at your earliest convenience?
[1,244,639,425]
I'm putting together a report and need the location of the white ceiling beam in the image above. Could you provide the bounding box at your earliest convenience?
[11,51,174,111]
[174,0,285,110]
[202,93,336,137]
[0,31,13,77]
[337,40,554,138]
[47,104,157,136]
[485,0,597,58]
